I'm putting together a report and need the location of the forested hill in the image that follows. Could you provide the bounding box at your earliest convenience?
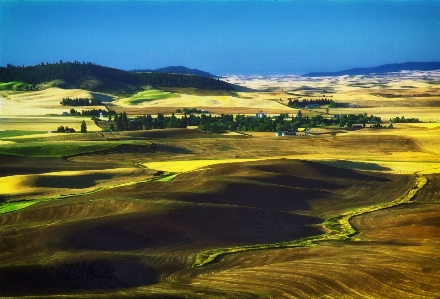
[131,66,218,78]
[303,62,440,77]
[0,61,234,93]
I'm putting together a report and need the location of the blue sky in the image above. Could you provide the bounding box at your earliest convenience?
[1,0,439,75]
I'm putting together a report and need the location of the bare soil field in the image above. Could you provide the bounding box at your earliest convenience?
[0,159,419,298]
[1,71,440,298]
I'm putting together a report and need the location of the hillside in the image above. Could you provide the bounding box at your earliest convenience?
[303,61,440,77]
[131,66,218,78]
[0,62,235,95]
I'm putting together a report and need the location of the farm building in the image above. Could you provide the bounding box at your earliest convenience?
[305,104,320,109]
[367,120,378,127]
[349,102,360,108]
[275,131,296,137]
[352,124,364,128]
[256,111,266,118]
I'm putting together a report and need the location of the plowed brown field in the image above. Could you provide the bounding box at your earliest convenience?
[1,156,432,298]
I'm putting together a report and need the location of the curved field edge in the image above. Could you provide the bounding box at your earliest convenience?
[0,172,177,215]
[192,172,428,267]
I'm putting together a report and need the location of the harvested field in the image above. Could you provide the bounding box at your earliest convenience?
[0,116,102,132]
[0,87,113,116]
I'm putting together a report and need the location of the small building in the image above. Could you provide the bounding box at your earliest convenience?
[305,104,320,109]
[62,112,69,116]
[352,124,364,128]
[349,102,360,108]
[256,111,266,118]
[367,121,378,127]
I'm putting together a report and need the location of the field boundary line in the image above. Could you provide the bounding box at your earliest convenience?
[191,172,428,267]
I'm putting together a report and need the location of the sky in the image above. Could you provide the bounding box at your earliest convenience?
[1,0,440,75]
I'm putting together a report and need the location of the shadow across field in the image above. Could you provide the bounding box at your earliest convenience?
[0,155,118,177]
[0,258,159,296]
[62,143,160,160]
[318,160,392,172]
[35,173,113,189]
[172,179,329,212]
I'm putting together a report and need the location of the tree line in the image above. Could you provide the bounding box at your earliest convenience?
[60,97,103,106]
[287,98,337,108]
[390,116,420,123]
[68,108,116,117]
[100,111,385,133]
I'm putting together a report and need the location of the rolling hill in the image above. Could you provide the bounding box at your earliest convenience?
[303,61,440,77]
[0,62,235,95]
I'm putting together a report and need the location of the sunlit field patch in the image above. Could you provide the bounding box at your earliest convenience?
[122,89,179,105]
[144,158,260,173]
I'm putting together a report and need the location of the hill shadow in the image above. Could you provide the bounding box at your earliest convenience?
[0,258,158,296]
[172,179,329,212]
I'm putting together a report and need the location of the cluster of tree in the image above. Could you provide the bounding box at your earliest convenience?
[287,98,337,108]
[175,108,208,114]
[57,126,76,133]
[337,114,382,128]
[68,108,115,117]
[82,109,116,117]
[0,61,235,93]
[55,121,87,133]
[108,112,200,131]
[60,97,102,106]
[390,116,420,123]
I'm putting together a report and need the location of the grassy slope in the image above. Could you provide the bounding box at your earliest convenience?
[123,89,179,105]
[0,81,29,91]
[0,131,46,138]
[0,140,154,158]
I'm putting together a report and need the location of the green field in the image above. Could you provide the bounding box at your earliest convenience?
[0,81,30,91]
[0,141,154,157]
[124,88,179,105]
[0,201,39,214]
[0,131,46,138]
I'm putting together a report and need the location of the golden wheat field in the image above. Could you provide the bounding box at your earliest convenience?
[1,71,440,298]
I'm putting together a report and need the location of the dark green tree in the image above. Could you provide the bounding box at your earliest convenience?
[81,120,87,133]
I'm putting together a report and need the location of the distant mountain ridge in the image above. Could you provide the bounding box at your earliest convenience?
[303,62,440,77]
[131,66,218,78]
